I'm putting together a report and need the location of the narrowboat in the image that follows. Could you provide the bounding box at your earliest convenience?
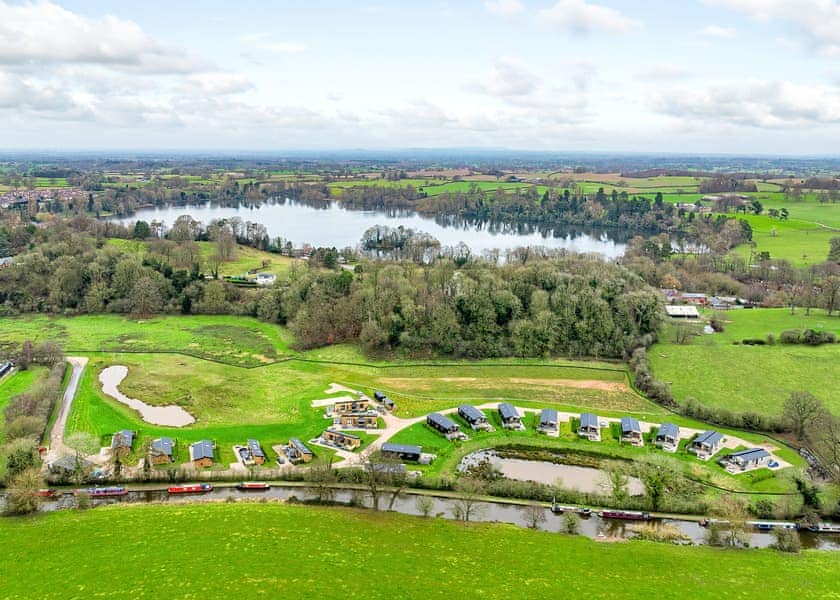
[599,510,650,521]
[168,483,213,494]
[236,481,271,491]
[36,489,58,498]
[806,523,840,534]
[551,502,592,516]
[748,521,798,531]
[75,486,128,497]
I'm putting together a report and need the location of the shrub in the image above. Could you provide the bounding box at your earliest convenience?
[780,329,801,344]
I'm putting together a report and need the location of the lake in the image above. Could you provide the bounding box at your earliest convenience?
[116,199,628,257]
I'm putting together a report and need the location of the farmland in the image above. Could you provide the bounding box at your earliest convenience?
[650,308,840,416]
[0,502,836,599]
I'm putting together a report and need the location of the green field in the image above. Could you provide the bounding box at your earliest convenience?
[0,314,294,367]
[0,503,836,599]
[0,366,48,445]
[650,309,840,416]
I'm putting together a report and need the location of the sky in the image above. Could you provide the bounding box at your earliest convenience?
[2,0,840,154]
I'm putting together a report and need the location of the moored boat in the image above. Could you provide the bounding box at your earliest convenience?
[74,486,128,497]
[748,520,798,531]
[168,483,213,494]
[551,504,592,516]
[806,523,840,534]
[236,481,270,490]
[599,510,650,521]
[36,488,58,498]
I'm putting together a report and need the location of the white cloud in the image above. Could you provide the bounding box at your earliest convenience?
[655,79,840,128]
[0,0,207,73]
[539,0,642,34]
[485,0,524,17]
[703,0,840,54]
[240,33,306,54]
[699,25,737,38]
[184,73,254,95]
[635,63,690,80]
[470,58,540,97]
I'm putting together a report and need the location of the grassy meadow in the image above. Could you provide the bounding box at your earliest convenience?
[650,308,840,416]
[0,366,48,445]
[0,314,294,366]
[0,503,836,599]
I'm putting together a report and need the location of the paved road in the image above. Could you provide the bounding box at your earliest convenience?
[44,357,88,464]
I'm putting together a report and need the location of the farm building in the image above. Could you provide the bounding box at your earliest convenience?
[458,405,489,430]
[338,412,379,429]
[322,429,361,450]
[578,413,600,440]
[620,417,643,445]
[246,439,266,465]
[655,423,680,450]
[331,398,370,415]
[381,443,422,462]
[665,305,699,319]
[189,440,215,468]
[287,438,313,464]
[427,412,461,439]
[722,448,771,470]
[149,437,175,465]
[690,431,724,457]
[498,403,522,429]
[538,408,559,433]
[110,430,134,451]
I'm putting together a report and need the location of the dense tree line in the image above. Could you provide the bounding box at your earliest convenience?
[0,220,663,360]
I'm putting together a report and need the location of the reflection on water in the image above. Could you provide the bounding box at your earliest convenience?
[113,199,628,257]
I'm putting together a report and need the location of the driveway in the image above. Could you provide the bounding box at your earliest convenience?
[44,356,88,464]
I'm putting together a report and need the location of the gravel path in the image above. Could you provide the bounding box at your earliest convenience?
[44,356,88,464]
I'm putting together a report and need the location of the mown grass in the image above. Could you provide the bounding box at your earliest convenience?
[0,314,293,366]
[390,408,801,493]
[0,366,48,445]
[0,502,836,599]
[650,308,840,416]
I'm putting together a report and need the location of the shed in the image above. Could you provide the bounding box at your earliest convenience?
[665,305,700,319]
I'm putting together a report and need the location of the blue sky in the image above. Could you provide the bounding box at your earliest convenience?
[2,0,840,153]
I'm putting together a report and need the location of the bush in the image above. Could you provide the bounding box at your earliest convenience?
[772,529,801,553]
[780,330,801,344]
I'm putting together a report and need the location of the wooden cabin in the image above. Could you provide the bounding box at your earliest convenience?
[247,439,266,465]
[427,412,461,439]
[322,429,361,450]
[538,408,559,433]
[381,442,422,462]
[578,413,600,440]
[331,398,370,415]
[655,423,680,450]
[149,437,175,465]
[458,405,489,430]
[690,431,724,457]
[287,438,313,464]
[338,412,379,429]
[189,440,215,468]
[498,403,522,429]
[620,417,643,446]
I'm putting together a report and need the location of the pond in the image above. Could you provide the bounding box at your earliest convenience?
[114,199,628,257]
[458,450,645,495]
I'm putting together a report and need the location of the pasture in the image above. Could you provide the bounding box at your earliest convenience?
[650,309,840,416]
[0,503,836,598]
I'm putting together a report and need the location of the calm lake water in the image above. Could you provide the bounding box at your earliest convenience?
[116,200,628,257]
